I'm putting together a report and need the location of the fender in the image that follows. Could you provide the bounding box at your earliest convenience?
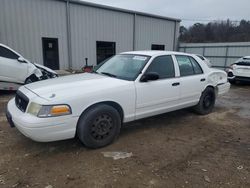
[27,63,43,79]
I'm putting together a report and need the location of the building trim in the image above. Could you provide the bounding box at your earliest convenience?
[66,0,72,69]
[133,13,136,51]
[173,21,177,50]
[56,0,181,22]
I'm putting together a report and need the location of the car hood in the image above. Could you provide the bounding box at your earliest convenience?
[24,73,130,101]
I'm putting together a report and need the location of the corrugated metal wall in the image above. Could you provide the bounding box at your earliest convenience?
[179,42,250,68]
[135,15,176,51]
[0,0,179,70]
[0,0,69,69]
[70,4,134,69]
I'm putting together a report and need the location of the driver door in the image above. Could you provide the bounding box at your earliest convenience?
[0,46,28,83]
[135,55,181,120]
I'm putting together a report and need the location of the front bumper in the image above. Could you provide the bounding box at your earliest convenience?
[217,82,230,95]
[228,76,250,82]
[6,99,78,142]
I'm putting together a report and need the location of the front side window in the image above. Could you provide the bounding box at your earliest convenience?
[146,55,175,79]
[0,46,19,59]
[96,54,150,81]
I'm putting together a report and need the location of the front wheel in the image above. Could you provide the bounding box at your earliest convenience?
[77,104,121,148]
[194,87,216,115]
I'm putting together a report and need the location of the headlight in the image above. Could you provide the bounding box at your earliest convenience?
[27,102,42,116]
[27,103,71,117]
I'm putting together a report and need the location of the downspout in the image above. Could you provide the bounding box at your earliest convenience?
[133,13,136,51]
[173,21,177,51]
[66,0,72,70]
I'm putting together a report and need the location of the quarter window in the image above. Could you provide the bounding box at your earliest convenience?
[190,57,203,74]
[146,55,175,79]
[176,55,203,76]
[0,46,19,59]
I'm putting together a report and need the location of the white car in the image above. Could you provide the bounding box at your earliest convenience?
[6,51,230,148]
[227,56,250,83]
[0,43,58,84]
[195,54,212,67]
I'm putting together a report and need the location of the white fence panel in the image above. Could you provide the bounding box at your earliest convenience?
[179,42,250,69]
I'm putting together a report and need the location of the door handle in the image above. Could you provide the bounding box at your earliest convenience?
[200,78,206,82]
[172,82,180,86]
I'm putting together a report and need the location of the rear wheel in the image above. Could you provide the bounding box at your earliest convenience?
[77,104,121,148]
[194,87,216,115]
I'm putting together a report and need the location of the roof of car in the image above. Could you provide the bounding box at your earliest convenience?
[121,51,188,56]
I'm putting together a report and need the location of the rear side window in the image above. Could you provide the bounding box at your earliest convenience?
[176,55,194,76]
[146,55,175,79]
[176,55,203,76]
[0,46,19,59]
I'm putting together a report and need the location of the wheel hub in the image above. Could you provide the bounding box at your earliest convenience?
[204,95,212,108]
[91,114,113,140]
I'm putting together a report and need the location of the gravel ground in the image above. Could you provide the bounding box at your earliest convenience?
[0,85,249,188]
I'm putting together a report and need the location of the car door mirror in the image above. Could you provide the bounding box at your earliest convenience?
[17,57,26,63]
[140,72,159,82]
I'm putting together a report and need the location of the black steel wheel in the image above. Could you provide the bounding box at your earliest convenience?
[91,114,114,140]
[194,87,216,115]
[77,104,121,148]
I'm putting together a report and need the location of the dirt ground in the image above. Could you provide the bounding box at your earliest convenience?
[0,85,249,188]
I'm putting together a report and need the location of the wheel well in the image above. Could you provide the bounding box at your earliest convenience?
[80,101,124,122]
[205,85,218,95]
[25,74,38,82]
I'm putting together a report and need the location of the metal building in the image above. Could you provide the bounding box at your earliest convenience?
[0,0,180,70]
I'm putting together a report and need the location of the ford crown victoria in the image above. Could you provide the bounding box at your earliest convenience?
[6,51,230,148]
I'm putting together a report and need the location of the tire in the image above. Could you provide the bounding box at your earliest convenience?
[77,104,121,149]
[229,79,235,84]
[194,87,216,115]
[25,75,38,84]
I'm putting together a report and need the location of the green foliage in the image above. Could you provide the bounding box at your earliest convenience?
[180,20,250,43]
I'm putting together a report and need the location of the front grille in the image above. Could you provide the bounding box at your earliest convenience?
[15,90,29,112]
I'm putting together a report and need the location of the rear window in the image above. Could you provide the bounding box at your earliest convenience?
[197,55,205,61]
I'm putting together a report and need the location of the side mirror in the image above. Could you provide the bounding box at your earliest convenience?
[17,57,26,63]
[140,72,159,82]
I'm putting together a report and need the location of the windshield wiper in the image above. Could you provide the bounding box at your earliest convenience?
[100,72,117,78]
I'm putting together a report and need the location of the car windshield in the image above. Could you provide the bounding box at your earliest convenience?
[95,54,150,81]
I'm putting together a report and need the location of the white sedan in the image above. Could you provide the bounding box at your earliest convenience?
[0,43,57,84]
[6,51,230,148]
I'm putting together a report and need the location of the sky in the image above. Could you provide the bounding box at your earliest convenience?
[82,0,250,27]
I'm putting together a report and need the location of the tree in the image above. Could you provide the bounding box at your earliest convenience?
[179,19,250,43]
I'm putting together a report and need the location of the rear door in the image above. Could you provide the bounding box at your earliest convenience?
[135,55,181,119]
[0,46,28,83]
[174,55,206,106]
